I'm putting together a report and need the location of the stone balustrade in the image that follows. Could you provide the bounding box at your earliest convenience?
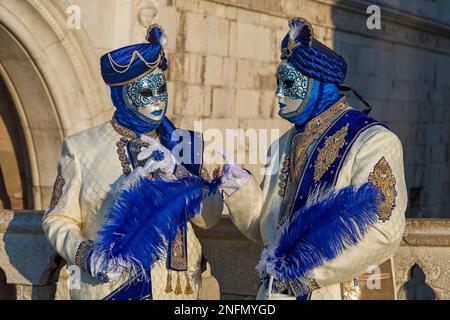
[0,210,62,299]
[0,210,448,300]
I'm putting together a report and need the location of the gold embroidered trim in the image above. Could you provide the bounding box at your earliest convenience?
[200,166,211,181]
[368,157,397,222]
[288,276,321,297]
[291,99,348,186]
[278,154,290,197]
[169,229,188,271]
[47,166,65,213]
[74,240,91,268]
[174,272,183,295]
[278,99,349,224]
[112,117,136,139]
[116,138,132,175]
[112,117,159,175]
[313,124,349,183]
[165,271,173,293]
[212,165,222,179]
[111,117,158,140]
[184,272,193,295]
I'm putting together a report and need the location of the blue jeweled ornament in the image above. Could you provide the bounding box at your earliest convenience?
[151,149,165,162]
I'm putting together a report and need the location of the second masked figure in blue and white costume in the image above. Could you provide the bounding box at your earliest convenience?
[42,25,223,300]
[221,18,407,300]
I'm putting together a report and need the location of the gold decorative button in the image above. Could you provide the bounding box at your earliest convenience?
[123,167,132,175]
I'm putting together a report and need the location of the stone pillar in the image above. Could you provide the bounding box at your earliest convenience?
[0,210,62,300]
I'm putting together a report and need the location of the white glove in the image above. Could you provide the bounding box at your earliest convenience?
[114,137,177,192]
[137,135,176,180]
[89,252,126,283]
[219,150,251,196]
[77,241,127,283]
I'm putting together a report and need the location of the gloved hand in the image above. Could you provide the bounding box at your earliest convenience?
[76,240,127,283]
[89,252,126,283]
[114,136,177,193]
[219,150,251,196]
[137,135,176,180]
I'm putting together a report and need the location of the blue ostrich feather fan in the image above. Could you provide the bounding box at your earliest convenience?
[94,175,220,280]
[256,182,382,293]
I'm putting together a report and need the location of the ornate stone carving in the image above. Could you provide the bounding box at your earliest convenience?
[394,219,450,300]
[137,0,158,28]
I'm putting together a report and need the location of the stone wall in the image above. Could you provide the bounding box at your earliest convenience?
[7,0,445,218]
[0,1,449,214]
[151,0,450,218]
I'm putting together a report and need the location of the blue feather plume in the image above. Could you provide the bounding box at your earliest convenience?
[256,182,382,294]
[289,17,314,47]
[94,175,219,280]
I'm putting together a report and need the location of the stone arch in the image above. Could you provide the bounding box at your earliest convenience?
[0,0,110,208]
[0,75,32,209]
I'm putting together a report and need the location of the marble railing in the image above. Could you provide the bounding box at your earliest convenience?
[0,210,448,300]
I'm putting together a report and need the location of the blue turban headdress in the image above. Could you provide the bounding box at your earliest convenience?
[281,18,347,85]
[281,17,372,115]
[101,24,168,86]
[100,24,169,134]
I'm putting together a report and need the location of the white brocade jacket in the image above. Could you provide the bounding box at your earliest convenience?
[42,120,223,300]
[224,98,407,300]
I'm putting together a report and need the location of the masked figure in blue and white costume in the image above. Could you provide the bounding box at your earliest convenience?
[42,25,223,300]
[221,18,407,300]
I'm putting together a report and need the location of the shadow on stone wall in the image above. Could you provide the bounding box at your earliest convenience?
[0,210,63,299]
[0,268,15,299]
[398,264,436,300]
[331,1,450,219]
